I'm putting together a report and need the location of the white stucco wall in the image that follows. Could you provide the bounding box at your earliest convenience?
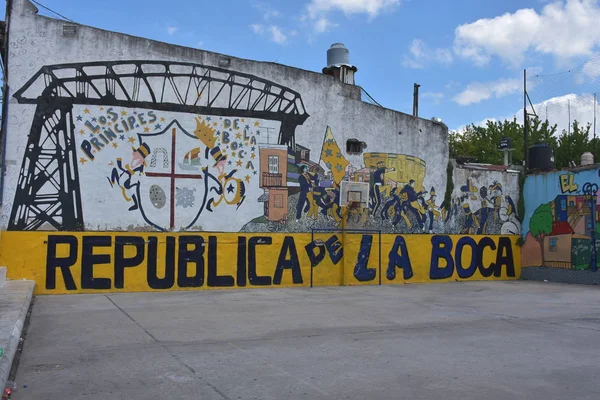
[1,0,449,233]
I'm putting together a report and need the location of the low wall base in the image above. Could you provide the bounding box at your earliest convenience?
[521,267,600,285]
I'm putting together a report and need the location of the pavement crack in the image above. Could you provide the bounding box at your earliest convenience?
[104,295,231,400]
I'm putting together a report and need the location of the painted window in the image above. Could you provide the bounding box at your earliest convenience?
[560,199,567,209]
[268,156,279,173]
[274,194,283,208]
[569,201,575,207]
[549,238,558,252]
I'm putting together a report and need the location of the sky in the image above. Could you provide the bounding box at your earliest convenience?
[4,0,600,132]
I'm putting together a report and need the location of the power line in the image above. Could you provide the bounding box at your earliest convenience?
[30,0,75,23]
[360,87,383,108]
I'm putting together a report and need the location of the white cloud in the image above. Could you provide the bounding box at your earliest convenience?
[269,26,287,44]
[166,25,178,36]
[308,0,400,18]
[306,0,400,33]
[402,39,453,69]
[314,17,338,33]
[253,3,281,20]
[421,92,445,104]
[250,24,288,45]
[250,24,265,34]
[453,78,521,106]
[454,0,600,66]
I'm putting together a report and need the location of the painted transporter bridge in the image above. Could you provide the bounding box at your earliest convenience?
[8,60,309,231]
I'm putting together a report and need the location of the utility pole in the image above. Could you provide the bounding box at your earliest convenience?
[524,69,528,170]
[413,83,420,118]
[568,99,571,136]
[594,93,597,154]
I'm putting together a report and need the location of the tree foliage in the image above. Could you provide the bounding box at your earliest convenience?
[529,202,553,266]
[449,117,599,169]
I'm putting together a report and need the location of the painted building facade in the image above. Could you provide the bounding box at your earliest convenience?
[0,0,521,293]
[522,167,600,272]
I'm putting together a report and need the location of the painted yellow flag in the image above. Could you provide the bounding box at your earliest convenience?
[320,126,350,184]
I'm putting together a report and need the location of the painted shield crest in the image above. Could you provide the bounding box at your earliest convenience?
[136,120,208,231]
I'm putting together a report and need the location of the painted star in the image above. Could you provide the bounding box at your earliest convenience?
[336,152,343,159]
[100,107,104,111]
[121,110,127,116]
[336,164,343,172]
[227,183,234,194]
[326,162,332,169]
[251,153,256,159]
[228,160,232,166]
[254,121,260,127]
[241,119,245,123]
[79,157,87,164]
[160,117,166,122]
[155,124,162,129]
[245,175,251,183]
[119,135,125,141]
[133,111,137,114]
[326,139,334,145]
[253,170,257,175]
[112,143,118,149]
[237,160,243,167]
[245,125,250,130]
[251,146,256,152]
[206,117,212,122]
[325,149,333,157]
[79,129,85,135]
[91,117,97,122]
[213,122,218,127]
[83,108,90,114]
[231,151,236,157]
[256,130,261,135]
[144,127,150,132]
[76,115,83,121]
[128,137,136,144]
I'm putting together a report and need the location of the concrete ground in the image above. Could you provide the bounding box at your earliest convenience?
[11,282,600,400]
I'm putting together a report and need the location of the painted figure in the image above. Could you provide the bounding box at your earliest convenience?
[461,203,479,234]
[490,182,503,222]
[381,187,402,225]
[108,143,151,211]
[505,194,516,218]
[369,161,395,215]
[400,179,426,229]
[296,165,316,221]
[477,186,489,234]
[425,187,440,233]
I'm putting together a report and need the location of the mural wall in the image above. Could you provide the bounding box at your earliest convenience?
[0,0,522,292]
[522,168,600,271]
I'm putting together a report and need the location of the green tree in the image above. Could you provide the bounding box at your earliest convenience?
[449,117,558,166]
[529,202,553,267]
[554,120,592,168]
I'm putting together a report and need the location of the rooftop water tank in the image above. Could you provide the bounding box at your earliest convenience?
[528,143,555,171]
[581,152,594,166]
[327,43,351,67]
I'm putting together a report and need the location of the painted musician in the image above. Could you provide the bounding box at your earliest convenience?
[108,143,151,211]
[369,161,395,215]
[425,188,441,233]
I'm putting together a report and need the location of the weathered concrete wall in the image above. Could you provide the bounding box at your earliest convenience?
[0,0,521,294]
[2,0,449,234]
[522,166,600,283]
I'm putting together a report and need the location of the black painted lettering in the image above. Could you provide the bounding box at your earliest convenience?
[305,241,325,267]
[114,236,145,289]
[429,235,454,280]
[147,236,175,289]
[386,235,413,280]
[495,238,516,277]
[147,111,157,123]
[207,236,234,287]
[46,235,78,290]
[273,236,303,285]
[353,235,376,282]
[177,236,204,288]
[81,236,112,290]
[325,235,343,265]
[127,116,137,130]
[248,237,272,286]
[80,141,94,160]
[237,237,247,287]
[476,237,497,278]
[455,237,477,279]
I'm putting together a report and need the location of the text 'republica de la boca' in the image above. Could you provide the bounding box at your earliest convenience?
[42,233,517,292]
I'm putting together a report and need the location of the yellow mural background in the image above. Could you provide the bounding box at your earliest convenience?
[0,232,521,294]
